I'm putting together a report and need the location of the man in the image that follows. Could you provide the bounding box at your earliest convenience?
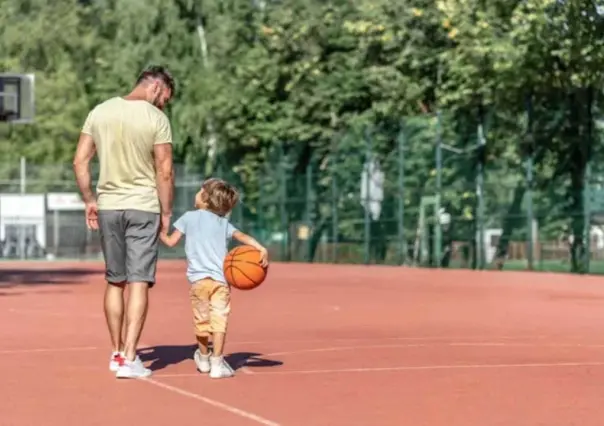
[73,65,175,379]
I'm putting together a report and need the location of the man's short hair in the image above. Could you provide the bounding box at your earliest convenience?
[135,65,175,96]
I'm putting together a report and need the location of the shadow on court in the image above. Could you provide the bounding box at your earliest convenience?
[139,344,284,372]
[0,268,100,289]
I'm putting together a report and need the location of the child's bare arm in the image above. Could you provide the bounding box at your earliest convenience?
[232,231,269,267]
[160,230,183,248]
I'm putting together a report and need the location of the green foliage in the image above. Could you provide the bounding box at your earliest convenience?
[2,0,604,270]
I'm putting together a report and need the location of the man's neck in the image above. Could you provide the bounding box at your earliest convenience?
[123,88,147,102]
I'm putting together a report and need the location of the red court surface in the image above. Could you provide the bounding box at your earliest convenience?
[2,261,604,425]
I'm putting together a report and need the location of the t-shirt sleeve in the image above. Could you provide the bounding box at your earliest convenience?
[173,212,189,234]
[155,112,173,145]
[226,221,238,238]
[81,109,95,135]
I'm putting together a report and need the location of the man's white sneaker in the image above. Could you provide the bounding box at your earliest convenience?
[209,356,235,379]
[115,356,152,379]
[194,349,211,373]
[109,351,125,372]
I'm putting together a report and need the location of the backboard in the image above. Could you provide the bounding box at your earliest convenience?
[0,73,35,123]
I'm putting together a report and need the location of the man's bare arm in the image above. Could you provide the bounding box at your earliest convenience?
[154,143,174,216]
[73,133,97,203]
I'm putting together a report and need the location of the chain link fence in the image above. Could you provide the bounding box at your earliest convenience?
[1,112,603,274]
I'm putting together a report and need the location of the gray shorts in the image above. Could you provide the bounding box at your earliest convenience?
[98,209,160,287]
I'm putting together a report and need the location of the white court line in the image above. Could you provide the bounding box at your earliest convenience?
[262,341,604,358]
[138,341,279,425]
[3,307,555,346]
[226,334,549,346]
[155,361,604,378]
[0,346,97,355]
[143,378,281,425]
[7,308,101,318]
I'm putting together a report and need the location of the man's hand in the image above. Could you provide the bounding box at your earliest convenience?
[85,201,99,230]
[160,213,171,235]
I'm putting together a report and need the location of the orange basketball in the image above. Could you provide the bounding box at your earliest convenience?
[223,245,268,290]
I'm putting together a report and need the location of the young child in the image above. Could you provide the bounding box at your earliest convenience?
[160,178,268,379]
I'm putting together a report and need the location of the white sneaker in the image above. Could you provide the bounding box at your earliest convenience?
[194,349,211,373]
[109,351,125,372]
[115,356,152,379]
[209,356,235,379]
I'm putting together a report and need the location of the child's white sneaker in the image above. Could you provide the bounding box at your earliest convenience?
[194,349,211,373]
[209,355,235,379]
[116,356,152,379]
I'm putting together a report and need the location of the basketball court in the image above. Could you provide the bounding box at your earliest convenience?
[2,260,604,425]
[3,69,604,425]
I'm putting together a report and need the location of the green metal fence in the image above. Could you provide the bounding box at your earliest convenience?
[1,111,603,274]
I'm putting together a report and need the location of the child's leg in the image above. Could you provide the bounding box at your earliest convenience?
[212,333,226,357]
[190,280,213,373]
[196,335,210,355]
[209,285,231,355]
[208,284,233,378]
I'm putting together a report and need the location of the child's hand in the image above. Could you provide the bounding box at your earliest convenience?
[159,231,168,245]
[259,247,269,268]
[159,231,170,246]
[159,229,183,248]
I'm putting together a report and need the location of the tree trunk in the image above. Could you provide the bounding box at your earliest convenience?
[492,183,526,270]
[569,171,586,273]
[567,87,592,274]
[307,219,327,263]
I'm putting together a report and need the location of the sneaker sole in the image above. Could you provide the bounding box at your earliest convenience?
[209,373,235,379]
[116,371,152,379]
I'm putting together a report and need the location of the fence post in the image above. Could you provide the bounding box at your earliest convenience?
[363,127,371,265]
[278,141,287,262]
[258,173,265,242]
[524,95,535,270]
[20,156,26,194]
[525,155,534,270]
[584,164,591,273]
[397,124,406,265]
[305,162,313,262]
[331,145,339,263]
[435,112,443,267]
[19,157,26,260]
[476,121,486,270]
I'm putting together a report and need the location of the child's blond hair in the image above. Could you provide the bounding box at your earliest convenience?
[195,178,240,217]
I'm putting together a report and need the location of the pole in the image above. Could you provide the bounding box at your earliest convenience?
[258,174,265,242]
[526,155,534,270]
[278,142,287,262]
[196,20,218,174]
[331,148,339,263]
[305,162,313,262]
[363,128,371,265]
[435,111,443,267]
[476,122,486,270]
[525,95,534,270]
[397,125,406,265]
[584,164,591,273]
[19,156,26,260]
[20,156,26,194]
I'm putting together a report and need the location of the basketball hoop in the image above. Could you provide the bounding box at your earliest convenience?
[0,73,35,124]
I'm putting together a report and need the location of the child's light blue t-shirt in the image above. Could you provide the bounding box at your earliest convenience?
[173,209,238,284]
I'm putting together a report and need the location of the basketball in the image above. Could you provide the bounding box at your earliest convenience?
[223,245,268,290]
